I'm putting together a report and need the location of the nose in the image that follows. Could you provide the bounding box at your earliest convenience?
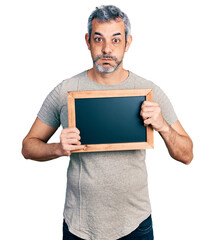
[102,40,112,55]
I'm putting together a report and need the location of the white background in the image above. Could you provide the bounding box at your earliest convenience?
[0,0,214,239]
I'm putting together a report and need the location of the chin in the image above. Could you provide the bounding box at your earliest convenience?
[96,64,116,73]
[95,62,121,74]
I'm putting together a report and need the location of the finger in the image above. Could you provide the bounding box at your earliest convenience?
[73,145,87,150]
[60,132,81,143]
[140,111,154,120]
[141,106,161,115]
[64,139,81,145]
[69,145,87,152]
[140,106,157,113]
[62,127,80,135]
[144,118,152,126]
[63,133,81,140]
[64,145,85,156]
[142,101,159,107]
[72,127,81,135]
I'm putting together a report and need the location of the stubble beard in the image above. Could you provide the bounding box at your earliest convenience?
[93,55,123,73]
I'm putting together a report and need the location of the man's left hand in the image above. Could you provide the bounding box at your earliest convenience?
[140,101,168,133]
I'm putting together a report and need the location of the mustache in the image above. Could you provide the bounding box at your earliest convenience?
[94,54,118,62]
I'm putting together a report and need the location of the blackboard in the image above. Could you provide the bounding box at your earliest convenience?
[67,89,153,153]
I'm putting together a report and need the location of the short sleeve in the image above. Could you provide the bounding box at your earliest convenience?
[153,84,178,125]
[37,84,61,128]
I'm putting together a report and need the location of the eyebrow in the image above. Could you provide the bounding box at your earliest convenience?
[94,32,122,37]
[94,32,102,36]
[113,33,121,36]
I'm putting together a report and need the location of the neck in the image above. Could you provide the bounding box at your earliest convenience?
[87,64,129,86]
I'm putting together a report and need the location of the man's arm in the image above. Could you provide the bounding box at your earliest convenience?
[140,101,193,164]
[22,117,85,161]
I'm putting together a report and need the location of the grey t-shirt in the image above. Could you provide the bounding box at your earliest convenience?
[38,71,177,240]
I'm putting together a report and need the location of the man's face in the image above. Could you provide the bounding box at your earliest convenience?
[86,18,132,73]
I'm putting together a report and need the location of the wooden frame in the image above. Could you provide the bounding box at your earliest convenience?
[67,89,153,153]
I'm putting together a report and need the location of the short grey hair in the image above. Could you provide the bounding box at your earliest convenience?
[87,5,131,43]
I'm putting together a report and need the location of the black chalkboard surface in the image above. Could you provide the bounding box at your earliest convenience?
[67,89,153,153]
[75,96,146,144]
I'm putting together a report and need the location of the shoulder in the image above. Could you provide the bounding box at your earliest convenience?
[129,71,172,102]
[55,71,86,96]
[60,71,87,91]
[130,71,157,89]
[45,71,87,107]
[130,72,178,124]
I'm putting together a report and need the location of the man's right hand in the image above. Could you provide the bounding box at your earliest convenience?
[22,118,86,161]
[59,128,86,156]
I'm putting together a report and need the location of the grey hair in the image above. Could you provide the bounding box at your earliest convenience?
[87,5,131,43]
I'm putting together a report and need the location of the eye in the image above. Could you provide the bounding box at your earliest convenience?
[94,37,103,42]
[112,38,120,43]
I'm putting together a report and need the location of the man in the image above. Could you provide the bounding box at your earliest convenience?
[22,5,193,240]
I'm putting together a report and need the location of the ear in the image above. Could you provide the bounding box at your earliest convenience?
[125,35,132,52]
[85,33,91,50]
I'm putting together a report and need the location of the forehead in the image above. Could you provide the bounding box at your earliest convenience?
[91,18,125,36]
